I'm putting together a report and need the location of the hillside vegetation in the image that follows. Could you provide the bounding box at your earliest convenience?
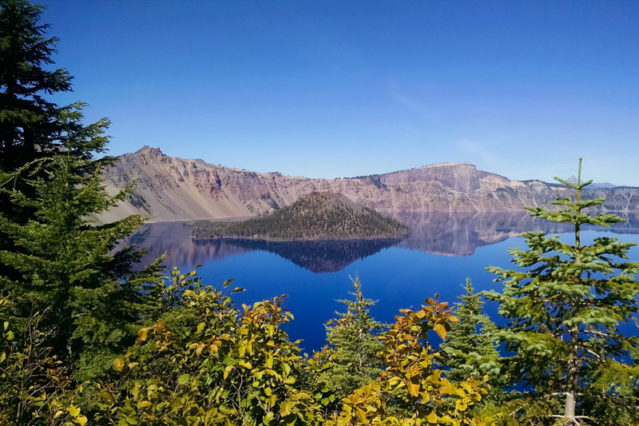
[192,192,409,241]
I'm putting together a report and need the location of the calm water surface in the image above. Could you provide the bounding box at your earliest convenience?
[129,212,639,352]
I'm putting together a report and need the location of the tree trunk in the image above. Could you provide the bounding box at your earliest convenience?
[564,391,575,424]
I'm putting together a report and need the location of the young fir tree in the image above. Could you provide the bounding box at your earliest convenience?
[0,117,164,379]
[440,279,502,395]
[317,278,386,405]
[484,159,639,424]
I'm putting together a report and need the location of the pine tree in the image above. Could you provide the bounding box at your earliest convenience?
[440,279,502,395]
[0,0,80,285]
[0,0,164,380]
[316,278,386,406]
[484,159,639,424]
[0,116,164,379]
[0,0,72,169]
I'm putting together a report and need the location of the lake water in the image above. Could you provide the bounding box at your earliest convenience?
[128,212,639,353]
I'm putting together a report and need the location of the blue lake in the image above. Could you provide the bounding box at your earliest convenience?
[129,212,639,353]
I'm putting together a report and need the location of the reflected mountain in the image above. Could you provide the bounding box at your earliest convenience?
[125,212,639,272]
[393,211,639,257]
[127,222,248,268]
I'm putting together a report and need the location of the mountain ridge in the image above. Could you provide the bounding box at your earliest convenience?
[99,146,639,223]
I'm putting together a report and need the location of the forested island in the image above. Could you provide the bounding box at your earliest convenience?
[1,1,639,425]
[192,192,409,241]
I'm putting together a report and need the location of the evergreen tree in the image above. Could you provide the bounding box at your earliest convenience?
[315,278,386,406]
[1,0,85,282]
[0,0,72,171]
[0,0,164,380]
[484,159,639,424]
[0,120,164,379]
[441,279,502,394]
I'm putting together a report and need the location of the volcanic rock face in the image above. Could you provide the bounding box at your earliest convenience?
[99,146,639,223]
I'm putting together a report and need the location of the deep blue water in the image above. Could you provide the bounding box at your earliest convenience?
[129,212,639,353]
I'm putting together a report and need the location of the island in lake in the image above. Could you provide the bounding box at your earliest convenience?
[192,192,409,241]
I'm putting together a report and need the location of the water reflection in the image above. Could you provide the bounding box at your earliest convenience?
[129,222,248,268]
[218,238,401,273]
[128,212,639,272]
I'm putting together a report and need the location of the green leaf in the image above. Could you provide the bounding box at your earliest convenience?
[178,374,190,385]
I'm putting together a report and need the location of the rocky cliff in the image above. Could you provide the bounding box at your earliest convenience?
[100,146,639,223]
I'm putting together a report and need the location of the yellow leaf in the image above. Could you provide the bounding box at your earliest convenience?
[433,323,447,339]
[280,401,291,417]
[195,343,205,356]
[456,399,468,411]
[75,415,88,426]
[269,394,277,407]
[137,401,152,409]
[405,364,420,379]
[265,353,273,369]
[407,381,420,397]
[113,357,125,372]
[355,408,368,423]
[440,380,457,396]
[196,321,206,334]
[223,365,234,380]
[67,405,80,417]
[426,411,438,423]
[137,327,149,342]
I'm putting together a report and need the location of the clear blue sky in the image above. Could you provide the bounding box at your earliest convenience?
[42,1,639,184]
